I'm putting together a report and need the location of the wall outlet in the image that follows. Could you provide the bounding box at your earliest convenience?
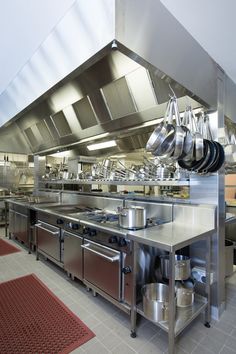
[192,266,214,285]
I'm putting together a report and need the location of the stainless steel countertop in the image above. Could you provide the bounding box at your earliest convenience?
[126,222,214,252]
[6,199,215,251]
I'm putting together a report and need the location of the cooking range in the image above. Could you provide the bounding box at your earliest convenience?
[36,205,166,307]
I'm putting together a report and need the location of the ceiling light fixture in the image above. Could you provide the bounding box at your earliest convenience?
[87,140,117,151]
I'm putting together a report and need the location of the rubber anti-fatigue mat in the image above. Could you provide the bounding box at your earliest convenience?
[0,274,95,353]
[0,238,21,256]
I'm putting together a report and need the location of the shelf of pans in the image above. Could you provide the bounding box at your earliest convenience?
[137,294,207,337]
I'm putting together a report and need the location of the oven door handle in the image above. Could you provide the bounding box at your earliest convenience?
[81,243,120,263]
[35,224,60,236]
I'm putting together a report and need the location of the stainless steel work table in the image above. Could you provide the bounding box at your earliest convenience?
[127,222,214,354]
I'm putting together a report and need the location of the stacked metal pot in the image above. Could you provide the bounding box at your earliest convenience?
[141,254,194,323]
[146,96,225,174]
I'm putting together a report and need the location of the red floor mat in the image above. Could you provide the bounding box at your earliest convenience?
[0,238,21,256]
[0,274,95,353]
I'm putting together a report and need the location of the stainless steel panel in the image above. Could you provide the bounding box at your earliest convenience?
[9,210,15,235]
[72,96,98,130]
[116,0,217,107]
[83,239,121,301]
[51,111,72,137]
[36,120,53,142]
[24,127,38,147]
[123,252,133,305]
[63,231,83,280]
[101,76,137,119]
[36,221,61,262]
[14,211,28,245]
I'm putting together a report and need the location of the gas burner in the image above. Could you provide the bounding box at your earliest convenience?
[86,212,119,224]
[146,217,166,227]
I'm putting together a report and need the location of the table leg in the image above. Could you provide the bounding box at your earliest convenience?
[205,236,211,327]
[130,241,138,338]
[168,251,176,354]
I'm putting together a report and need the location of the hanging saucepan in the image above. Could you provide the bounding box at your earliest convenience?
[146,98,175,153]
[183,109,204,162]
[172,99,186,159]
[178,106,193,159]
[153,98,176,157]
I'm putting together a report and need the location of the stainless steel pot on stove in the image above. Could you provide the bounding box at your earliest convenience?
[118,206,146,229]
[159,254,191,280]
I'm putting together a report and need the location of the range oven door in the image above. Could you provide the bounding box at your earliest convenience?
[35,221,61,262]
[82,239,121,301]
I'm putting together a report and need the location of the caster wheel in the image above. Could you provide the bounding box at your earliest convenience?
[204,322,211,328]
[130,331,136,338]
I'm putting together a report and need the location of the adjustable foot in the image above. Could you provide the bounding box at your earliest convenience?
[204,322,211,328]
[130,331,136,338]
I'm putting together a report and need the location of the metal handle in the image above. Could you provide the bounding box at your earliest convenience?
[35,224,60,236]
[81,243,120,262]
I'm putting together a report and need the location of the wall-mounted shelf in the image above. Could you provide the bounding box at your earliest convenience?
[39,179,189,187]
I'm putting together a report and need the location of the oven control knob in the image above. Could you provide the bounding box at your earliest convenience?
[109,236,118,244]
[89,229,97,237]
[118,238,127,247]
[83,227,90,234]
[72,223,79,230]
[122,266,132,274]
[57,218,64,225]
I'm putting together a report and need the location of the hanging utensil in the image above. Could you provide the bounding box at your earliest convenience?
[178,106,193,159]
[153,98,176,157]
[189,108,204,161]
[146,98,175,153]
[171,98,186,159]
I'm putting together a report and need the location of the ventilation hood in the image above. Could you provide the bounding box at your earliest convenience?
[0,0,217,155]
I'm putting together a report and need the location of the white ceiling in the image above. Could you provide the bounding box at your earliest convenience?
[0,0,235,95]
[0,0,76,94]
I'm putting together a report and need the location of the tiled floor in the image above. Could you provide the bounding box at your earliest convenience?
[1,230,236,354]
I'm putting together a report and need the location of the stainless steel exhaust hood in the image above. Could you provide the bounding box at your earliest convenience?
[0,0,218,155]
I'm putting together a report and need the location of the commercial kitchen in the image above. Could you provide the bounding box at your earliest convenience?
[1,1,236,353]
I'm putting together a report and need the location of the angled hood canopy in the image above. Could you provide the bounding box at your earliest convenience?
[0,0,217,155]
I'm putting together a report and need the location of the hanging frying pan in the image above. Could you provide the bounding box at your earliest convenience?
[178,139,209,171]
[196,140,217,174]
[201,141,220,174]
[207,142,225,173]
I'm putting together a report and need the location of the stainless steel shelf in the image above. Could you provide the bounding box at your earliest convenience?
[39,179,189,186]
[137,294,207,337]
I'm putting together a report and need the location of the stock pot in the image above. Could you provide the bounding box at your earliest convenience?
[175,280,194,308]
[118,206,146,230]
[159,254,191,280]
